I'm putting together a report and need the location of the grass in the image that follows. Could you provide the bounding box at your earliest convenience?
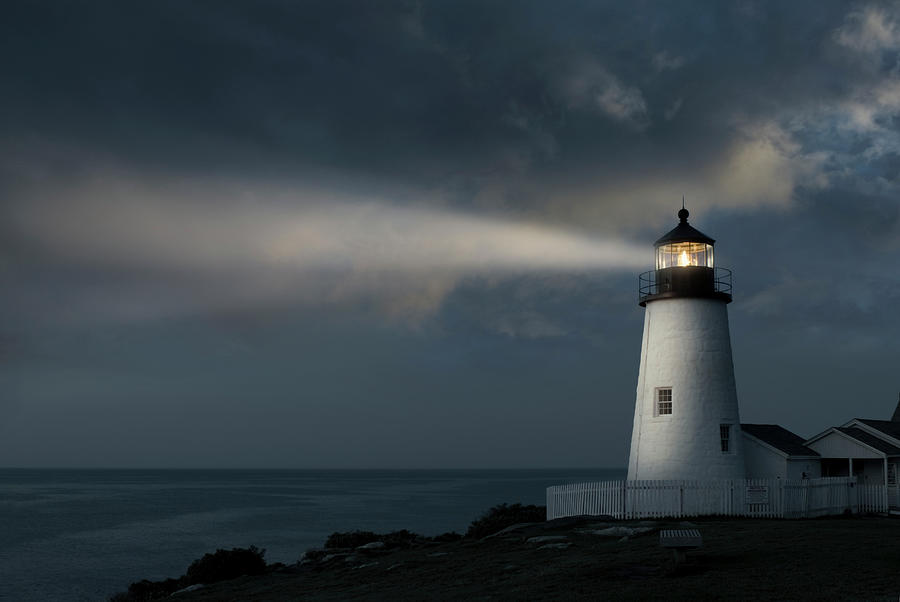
[174,515,900,601]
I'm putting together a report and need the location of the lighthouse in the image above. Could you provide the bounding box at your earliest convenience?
[627,206,745,481]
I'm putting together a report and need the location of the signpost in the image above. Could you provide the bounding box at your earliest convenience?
[746,485,769,505]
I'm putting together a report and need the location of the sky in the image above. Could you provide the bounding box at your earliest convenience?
[2,0,899,468]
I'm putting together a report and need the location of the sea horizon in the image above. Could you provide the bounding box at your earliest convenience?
[0,466,626,471]
[1,467,626,601]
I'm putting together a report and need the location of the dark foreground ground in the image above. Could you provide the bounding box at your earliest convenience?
[171,515,900,601]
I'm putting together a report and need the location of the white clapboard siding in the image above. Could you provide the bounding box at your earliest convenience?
[887,484,899,509]
[547,477,882,520]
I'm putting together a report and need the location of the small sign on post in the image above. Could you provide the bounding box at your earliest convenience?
[660,529,703,568]
[746,485,769,504]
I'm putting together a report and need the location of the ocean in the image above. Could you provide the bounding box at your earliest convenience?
[0,468,624,601]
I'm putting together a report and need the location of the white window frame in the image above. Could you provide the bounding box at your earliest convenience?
[720,424,732,453]
[655,387,673,416]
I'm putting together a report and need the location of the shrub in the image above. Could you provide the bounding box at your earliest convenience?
[110,546,268,601]
[380,529,420,548]
[465,503,546,539]
[300,548,327,562]
[110,577,185,601]
[428,531,462,543]
[324,530,380,549]
[184,545,267,585]
[324,529,422,549]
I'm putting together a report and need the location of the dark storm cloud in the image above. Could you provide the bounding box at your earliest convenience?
[2,1,900,467]
[0,1,854,209]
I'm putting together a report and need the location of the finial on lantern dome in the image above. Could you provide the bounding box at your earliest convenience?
[678,196,689,223]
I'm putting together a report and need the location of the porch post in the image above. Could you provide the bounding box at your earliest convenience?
[884,457,889,510]
[849,457,853,479]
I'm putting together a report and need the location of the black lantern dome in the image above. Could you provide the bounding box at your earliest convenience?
[654,207,715,269]
[639,207,732,306]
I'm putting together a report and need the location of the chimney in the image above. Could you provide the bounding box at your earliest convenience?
[892,392,900,422]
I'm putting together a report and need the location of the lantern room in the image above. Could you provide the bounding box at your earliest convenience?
[654,207,716,267]
[638,206,732,306]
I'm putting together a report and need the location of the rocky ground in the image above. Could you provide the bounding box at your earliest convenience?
[170,515,900,601]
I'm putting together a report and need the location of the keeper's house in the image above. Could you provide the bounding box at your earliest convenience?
[741,424,821,480]
[743,395,900,509]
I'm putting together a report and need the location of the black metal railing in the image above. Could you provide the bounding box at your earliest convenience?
[639,267,732,302]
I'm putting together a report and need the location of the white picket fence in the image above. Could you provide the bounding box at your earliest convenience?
[546,477,887,520]
[859,483,890,515]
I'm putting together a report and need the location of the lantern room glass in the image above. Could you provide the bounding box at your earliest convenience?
[656,242,714,269]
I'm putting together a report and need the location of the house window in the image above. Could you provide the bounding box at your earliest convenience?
[720,424,731,453]
[656,388,672,415]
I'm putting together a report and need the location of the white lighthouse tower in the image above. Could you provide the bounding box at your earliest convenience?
[627,206,745,481]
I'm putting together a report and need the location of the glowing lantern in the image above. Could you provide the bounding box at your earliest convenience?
[654,208,715,270]
[638,205,732,306]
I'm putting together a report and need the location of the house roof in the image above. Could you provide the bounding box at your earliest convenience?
[836,427,900,455]
[741,424,819,457]
[855,419,900,442]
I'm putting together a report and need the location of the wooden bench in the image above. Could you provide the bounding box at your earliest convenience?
[659,529,702,566]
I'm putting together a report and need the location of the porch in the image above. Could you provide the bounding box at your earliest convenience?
[806,428,900,509]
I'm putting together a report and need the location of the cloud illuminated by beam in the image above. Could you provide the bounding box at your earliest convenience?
[20,195,647,274]
[11,177,648,323]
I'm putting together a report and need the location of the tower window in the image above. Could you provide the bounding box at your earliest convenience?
[720,424,731,453]
[656,388,672,415]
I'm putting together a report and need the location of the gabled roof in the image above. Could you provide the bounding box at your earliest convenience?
[854,419,900,442]
[741,424,819,457]
[836,427,900,456]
